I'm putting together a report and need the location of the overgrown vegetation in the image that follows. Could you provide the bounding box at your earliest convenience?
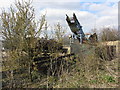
[99,27,118,41]
[1,0,118,88]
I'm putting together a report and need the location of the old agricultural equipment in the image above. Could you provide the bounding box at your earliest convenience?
[66,13,98,44]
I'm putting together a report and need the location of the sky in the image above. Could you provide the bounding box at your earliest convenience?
[0,0,119,35]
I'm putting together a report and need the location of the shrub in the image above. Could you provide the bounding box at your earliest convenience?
[99,27,118,41]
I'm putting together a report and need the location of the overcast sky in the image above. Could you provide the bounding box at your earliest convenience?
[0,0,119,35]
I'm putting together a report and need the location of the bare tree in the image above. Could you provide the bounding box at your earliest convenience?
[54,23,66,43]
[99,27,118,41]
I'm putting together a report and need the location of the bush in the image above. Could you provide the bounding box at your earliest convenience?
[99,27,118,41]
[95,45,116,61]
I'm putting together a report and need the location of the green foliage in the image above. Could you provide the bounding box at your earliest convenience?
[89,80,98,84]
[31,71,41,81]
[1,0,46,87]
[102,75,115,83]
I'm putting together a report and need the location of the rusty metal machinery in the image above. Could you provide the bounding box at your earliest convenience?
[66,13,98,44]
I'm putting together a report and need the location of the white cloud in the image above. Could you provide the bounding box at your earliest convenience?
[84,2,118,29]
[0,0,14,8]
[0,0,118,34]
[33,0,119,3]
[97,16,117,27]
[39,2,118,33]
[39,8,98,33]
[89,3,111,11]
[33,0,81,2]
